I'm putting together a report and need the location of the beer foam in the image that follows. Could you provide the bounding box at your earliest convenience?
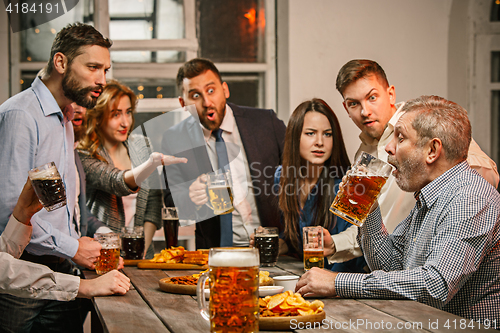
[29,167,58,180]
[209,250,259,267]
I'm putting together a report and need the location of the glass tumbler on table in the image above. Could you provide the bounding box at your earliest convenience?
[302,226,324,271]
[254,227,279,267]
[121,226,145,260]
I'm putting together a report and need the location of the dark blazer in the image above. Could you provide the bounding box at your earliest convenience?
[74,151,106,237]
[162,103,286,249]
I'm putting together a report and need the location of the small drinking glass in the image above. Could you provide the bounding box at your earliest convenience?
[329,152,393,227]
[254,227,280,267]
[302,226,324,271]
[162,207,179,249]
[94,232,120,275]
[121,226,145,260]
[28,161,67,211]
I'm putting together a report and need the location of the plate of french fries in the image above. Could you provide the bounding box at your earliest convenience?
[258,290,325,330]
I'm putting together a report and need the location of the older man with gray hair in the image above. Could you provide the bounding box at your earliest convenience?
[296,96,500,323]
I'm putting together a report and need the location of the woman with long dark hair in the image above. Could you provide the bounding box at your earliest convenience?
[276,98,366,272]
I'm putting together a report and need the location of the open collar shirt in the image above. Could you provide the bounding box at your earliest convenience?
[335,161,500,322]
[0,77,78,259]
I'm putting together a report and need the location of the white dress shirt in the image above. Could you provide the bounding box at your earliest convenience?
[201,105,261,246]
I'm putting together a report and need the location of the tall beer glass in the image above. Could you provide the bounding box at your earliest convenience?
[28,162,67,211]
[206,170,234,215]
[329,152,393,227]
[197,247,260,333]
[162,207,179,248]
[94,232,120,275]
[302,226,324,271]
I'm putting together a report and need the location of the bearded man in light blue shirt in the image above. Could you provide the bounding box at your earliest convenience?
[0,23,112,333]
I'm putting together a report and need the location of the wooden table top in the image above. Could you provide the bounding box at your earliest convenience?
[84,255,491,332]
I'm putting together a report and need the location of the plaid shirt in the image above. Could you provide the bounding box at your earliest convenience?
[335,161,500,322]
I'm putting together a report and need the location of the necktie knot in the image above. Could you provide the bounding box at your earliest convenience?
[214,128,224,142]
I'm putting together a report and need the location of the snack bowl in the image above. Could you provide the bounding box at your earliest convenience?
[259,286,284,297]
[273,275,299,292]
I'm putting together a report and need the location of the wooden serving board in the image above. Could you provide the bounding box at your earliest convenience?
[158,277,197,295]
[138,262,208,270]
[123,259,148,266]
[259,310,326,330]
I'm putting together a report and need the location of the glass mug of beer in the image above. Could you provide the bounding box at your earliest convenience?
[94,232,120,275]
[28,161,67,212]
[254,227,280,267]
[162,207,179,249]
[329,151,393,227]
[197,247,260,333]
[303,226,324,271]
[121,226,145,260]
[206,169,234,215]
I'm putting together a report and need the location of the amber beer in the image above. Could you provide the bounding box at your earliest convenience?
[197,248,259,333]
[94,233,120,275]
[331,174,388,225]
[330,152,393,227]
[303,249,324,270]
[95,247,120,275]
[208,185,234,215]
[302,226,324,271]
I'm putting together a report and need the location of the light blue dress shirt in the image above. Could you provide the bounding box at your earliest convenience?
[0,77,78,259]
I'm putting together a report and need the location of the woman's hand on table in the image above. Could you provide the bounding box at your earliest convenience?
[77,270,131,298]
[295,267,337,297]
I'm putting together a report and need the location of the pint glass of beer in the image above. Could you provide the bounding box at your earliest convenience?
[121,226,145,260]
[254,227,280,267]
[302,226,324,271]
[162,207,179,248]
[94,232,120,275]
[197,247,260,333]
[28,162,67,212]
[206,170,234,215]
[329,152,393,227]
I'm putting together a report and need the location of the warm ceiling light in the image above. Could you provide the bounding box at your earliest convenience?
[138,85,144,91]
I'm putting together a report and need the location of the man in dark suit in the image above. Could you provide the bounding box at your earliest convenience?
[162,58,286,249]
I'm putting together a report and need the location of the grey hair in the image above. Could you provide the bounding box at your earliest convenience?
[402,95,471,163]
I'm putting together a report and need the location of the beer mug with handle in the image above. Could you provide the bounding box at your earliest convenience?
[329,152,393,227]
[197,247,260,333]
[206,169,234,215]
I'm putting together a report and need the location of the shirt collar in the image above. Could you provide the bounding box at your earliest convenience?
[201,104,235,142]
[418,161,469,208]
[32,76,64,119]
[359,101,406,146]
